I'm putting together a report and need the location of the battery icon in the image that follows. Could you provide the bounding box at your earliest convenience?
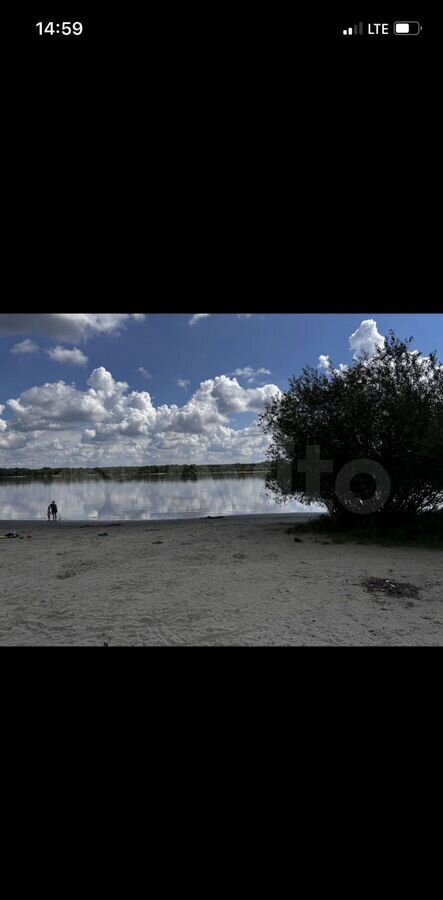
[393,21,422,35]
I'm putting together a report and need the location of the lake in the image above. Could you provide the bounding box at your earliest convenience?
[0,475,325,521]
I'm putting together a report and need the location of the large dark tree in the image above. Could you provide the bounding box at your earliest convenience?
[259,333,443,524]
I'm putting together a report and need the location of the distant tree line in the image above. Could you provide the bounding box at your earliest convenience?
[0,462,272,480]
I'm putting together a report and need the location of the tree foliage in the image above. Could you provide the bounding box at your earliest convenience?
[259,333,443,523]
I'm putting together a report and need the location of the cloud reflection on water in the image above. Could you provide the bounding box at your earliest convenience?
[0,476,326,521]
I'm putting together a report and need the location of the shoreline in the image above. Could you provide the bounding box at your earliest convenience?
[0,515,441,645]
[0,512,325,529]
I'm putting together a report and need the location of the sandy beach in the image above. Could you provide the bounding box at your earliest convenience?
[0,514,441,646]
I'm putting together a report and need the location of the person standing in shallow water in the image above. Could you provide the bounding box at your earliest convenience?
[47,505,51,521]
[50,501,58,521]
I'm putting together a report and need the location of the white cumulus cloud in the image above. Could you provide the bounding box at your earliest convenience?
[189,314,211,327]
[0,368,280,467]
[0,314,145,344]
[189,314,254,326]
[46,346,88,366]
[230,367,271,382]
[349,319,385,360]
[318,319,386,375]
[137,367,152,380]
[11,339,40,355]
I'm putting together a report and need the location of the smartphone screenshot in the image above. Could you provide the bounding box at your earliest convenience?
[2,6,439,654]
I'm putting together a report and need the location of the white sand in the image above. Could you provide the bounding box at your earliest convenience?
[0,515,441,645]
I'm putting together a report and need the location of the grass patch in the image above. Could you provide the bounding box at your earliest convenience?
[288,512,443,549]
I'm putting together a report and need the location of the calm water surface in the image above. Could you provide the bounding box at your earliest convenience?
[0,475,325,521]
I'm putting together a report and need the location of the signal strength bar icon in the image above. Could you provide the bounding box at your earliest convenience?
[343,22,364,35]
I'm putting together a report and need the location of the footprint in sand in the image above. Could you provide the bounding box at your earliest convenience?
[57,569,77,580]
[57,559,98,579]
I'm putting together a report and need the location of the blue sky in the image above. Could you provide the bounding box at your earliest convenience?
[0,313,441,467]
